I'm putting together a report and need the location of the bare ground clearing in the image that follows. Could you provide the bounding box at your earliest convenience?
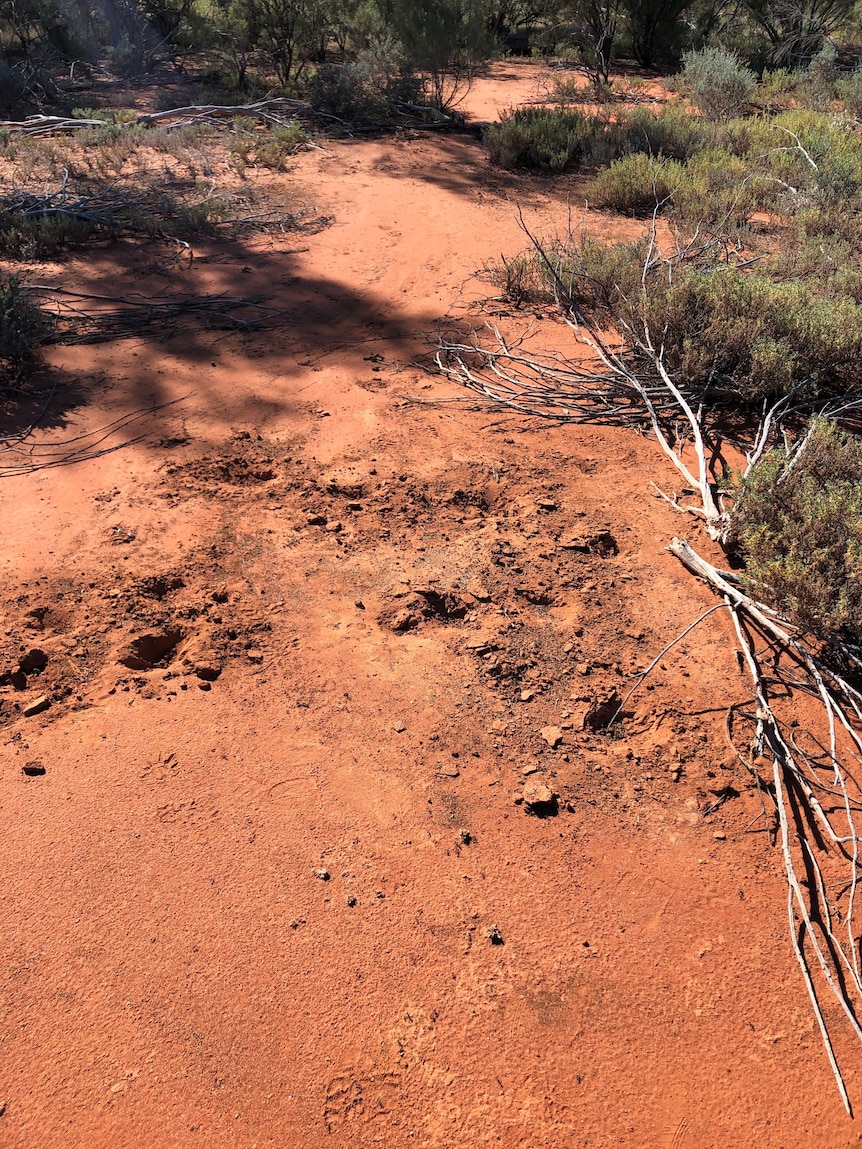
[0,61,859,1148]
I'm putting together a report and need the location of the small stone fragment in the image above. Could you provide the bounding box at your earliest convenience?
[540,725,563,749]
[194,663,222,682]
[459,828,472,845]
[22,695,50,717]
[713,832,727,841]
[22,760,46,776]
[575,662,591,676]
[537,498,557,511]
[346,501,362,512]
[325,521,343,533]
[520,689,535,702]
[314,868,330,881]
[347,895,357,907]
[392,721,406,733]
[305,512,327,526]
[523,780,558,814]
[487,925,504,945]
[247,650,264,664]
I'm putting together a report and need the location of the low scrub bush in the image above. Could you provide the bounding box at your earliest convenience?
[651,268,862,401]
[619,104,709,161]
[0,276,50,374]
[680,47,756,118]
[735,420,862,643]
[485,106,611,172]
[591,153,684,215]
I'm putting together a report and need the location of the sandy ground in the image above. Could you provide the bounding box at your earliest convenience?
[1,60,861,1148]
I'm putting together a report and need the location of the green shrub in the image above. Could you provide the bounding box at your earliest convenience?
[672,146,764,227]
[838,66,862,116]
[0,276,50,373]
[591,153,685,215]
[0,210,95,259]
[651,268,862,401]
[254,123,309,168]
[736,420,862,643]
[680,47,756,118]
[620,104,709,161]
[485,106,610,172]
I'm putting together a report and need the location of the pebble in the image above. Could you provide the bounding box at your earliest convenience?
[305,512,327,526]
[523,780,557,811]
[487,925,504,945]
[22,696,49,717]
[247,650,264,664]
[314,868,330,881]
[713,832,727,841]
[520,689,535,702]
[347,896,357,907]
[540,725,563,749]
[392,722,406,733]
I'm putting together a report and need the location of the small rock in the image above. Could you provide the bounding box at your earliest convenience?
[354,600,365,610]
[713,832,727,841]
[22,696,50,717]
[392,722,406,733]
[194,663,222,682]
[346,501,362,512]
[537,498,557,511]
[523,780,558,814]
[22,760,46,776]
[520,689,535,702]
[347,895,357,907]
[325,521,343,533]
[540,725,563,749]
[212,588,229,603]
[522,764,539,776]
[575,662,591,676]
[19,649,48,673]
[314,868,330,881]
[436,763,460,778]
[465,582,491,602]
[247,650,264,664]
[305,512,327,526]
[459,828,472,845]
[487,925,504,945]
[198,681,212,692]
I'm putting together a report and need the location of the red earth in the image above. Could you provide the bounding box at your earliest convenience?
[1,60,860,1148]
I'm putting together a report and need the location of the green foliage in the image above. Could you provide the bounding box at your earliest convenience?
[838,65,862,116]
[592,153,685,214]
[484,105,609,171]
[680,46,756,117]
[0,276,50,374]
[736,420,862,642]
[253,122,309,166]
[0,211,95,259]
[651,268,862,401]
[386,0,495,109]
